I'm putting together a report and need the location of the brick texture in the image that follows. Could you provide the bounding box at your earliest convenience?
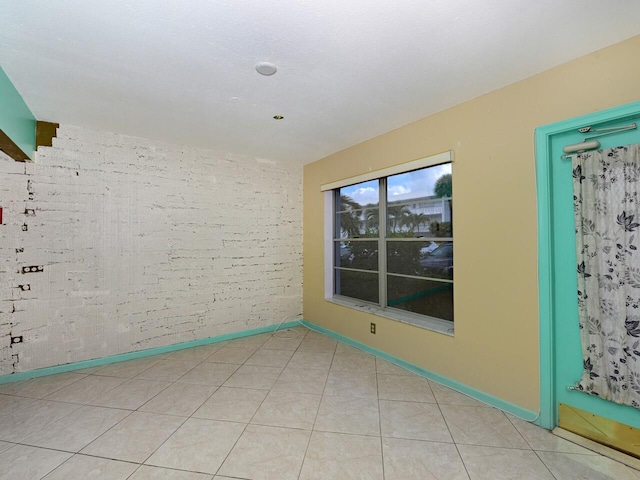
[0,126,302,374]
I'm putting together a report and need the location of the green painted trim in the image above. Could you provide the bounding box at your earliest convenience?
[535,125,557,430]
[302,320,538,422]
[0,321,301,384]
[535,100,640,430]
[387,283,452,306]
[0,66,36,160]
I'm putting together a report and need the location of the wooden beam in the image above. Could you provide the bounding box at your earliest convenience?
[0,129,30,162]
[36,121,59,150]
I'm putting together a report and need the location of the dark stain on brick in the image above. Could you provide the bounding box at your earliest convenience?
[22,265,44,273]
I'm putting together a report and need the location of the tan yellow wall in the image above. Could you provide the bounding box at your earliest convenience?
[303,34,640,411]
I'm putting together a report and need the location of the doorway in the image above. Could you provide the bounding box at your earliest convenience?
[536,100,640,456]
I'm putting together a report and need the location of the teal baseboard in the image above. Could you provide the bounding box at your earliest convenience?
[0,321,302,385]
[302,320,540,424]
[1,317,541,425]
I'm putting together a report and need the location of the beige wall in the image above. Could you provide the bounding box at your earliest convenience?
[303,34,640,411]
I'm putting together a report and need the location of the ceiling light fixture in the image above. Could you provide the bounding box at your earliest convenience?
[255,62,277,76]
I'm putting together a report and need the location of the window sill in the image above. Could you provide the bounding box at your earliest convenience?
[325,296,454,336]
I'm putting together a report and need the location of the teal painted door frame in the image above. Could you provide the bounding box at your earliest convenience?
[536,100,640,430]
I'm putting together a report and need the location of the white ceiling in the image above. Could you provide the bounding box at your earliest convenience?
[1,1,640,165]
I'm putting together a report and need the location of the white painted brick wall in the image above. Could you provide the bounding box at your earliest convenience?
[0,125,302,374]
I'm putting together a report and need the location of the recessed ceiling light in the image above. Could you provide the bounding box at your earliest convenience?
[273,115,284,120]
[256,62,277,76]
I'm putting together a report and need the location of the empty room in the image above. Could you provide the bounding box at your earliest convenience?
[1,1,640,479]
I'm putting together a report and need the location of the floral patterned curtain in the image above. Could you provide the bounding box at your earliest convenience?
[573,144,640,409]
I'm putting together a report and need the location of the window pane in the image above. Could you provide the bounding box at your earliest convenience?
[335,208,379,238]
[335,241,378,271]
[335,209,364,238]
[420,241,453,280]
[336,180,379,238]
[386,164,452,237]
[335,270,379,303]
[338,180,379,210]
[387,240,453,280]
[387,275,453,321]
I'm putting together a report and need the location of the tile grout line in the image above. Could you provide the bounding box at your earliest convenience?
[4,325,637,479]
[211,349,271,477]
[433,381,474,480]
[37,341,239,476]
[296,326,336,480]
[213,327,307,478]
[376,357,386,480]
[503,409,560,479]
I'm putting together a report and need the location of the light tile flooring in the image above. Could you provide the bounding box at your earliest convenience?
[0,326,638,480]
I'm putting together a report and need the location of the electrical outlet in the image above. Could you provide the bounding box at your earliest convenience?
[370,322,376,334]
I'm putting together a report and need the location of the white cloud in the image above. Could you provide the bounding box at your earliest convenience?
[341,163,451,206]
[387,163,452,201]
[355,186,376,195]
[388,185,411,196]
[349,186,379,206]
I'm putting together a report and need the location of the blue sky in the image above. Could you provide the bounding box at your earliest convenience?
[341,163,451,206]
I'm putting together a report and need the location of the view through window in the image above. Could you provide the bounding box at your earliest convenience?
[333,163,453,322]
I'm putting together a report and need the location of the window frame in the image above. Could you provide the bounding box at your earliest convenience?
[324,152,454,335]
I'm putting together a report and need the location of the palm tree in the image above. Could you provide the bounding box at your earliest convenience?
[339,195,363,238]
[387,205,411,234]
[402,212,427,235]
[364,207,379,235]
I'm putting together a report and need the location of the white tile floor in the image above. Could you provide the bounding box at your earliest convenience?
[0,325,638,480]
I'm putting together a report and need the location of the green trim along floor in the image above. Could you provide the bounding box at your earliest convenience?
[301,320,539,424]
[0,321,301,385]
[0,318,538,425]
